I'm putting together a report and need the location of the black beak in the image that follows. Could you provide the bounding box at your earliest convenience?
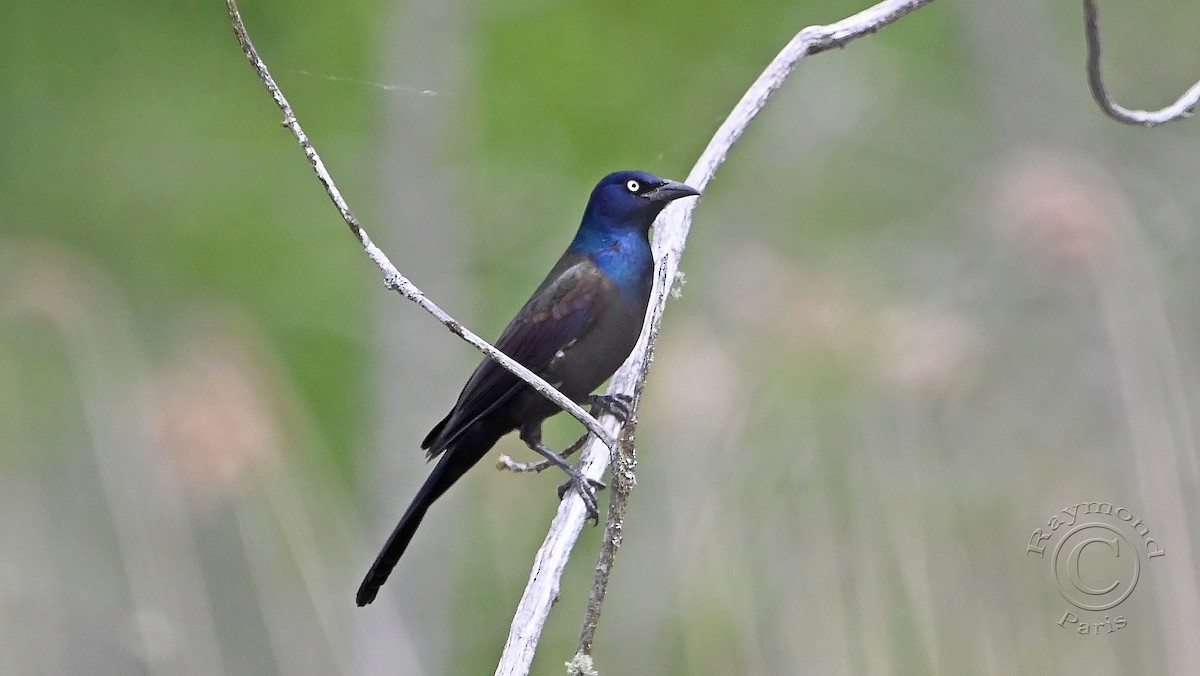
[645,179,701,204]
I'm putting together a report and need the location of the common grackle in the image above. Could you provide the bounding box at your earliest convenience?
[357,170,699,606]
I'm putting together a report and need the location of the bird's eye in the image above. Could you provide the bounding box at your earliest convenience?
[625,179,641,193]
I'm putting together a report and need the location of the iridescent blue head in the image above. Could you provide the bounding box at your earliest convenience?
[570,170,700,255]
[569,170,700,299]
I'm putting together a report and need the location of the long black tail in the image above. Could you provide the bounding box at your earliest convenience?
[356,425,504,606]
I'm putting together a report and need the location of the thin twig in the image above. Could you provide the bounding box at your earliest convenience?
[572,421,636,662]
[494,2,935,674]
[223,0,614,450]
[498,433,590,474]
[1083,0,1200,127]
[571,267,663,664]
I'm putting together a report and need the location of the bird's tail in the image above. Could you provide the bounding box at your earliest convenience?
[356,423,505,606]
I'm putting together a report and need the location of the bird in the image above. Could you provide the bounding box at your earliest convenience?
[356,170,700,606]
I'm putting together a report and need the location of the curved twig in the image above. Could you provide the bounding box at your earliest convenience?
[1083,0,1200,127]
[495,1,936,674]
[223,0,614,450]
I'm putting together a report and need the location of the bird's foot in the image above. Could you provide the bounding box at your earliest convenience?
[519,424,606,524]
[588,393,633,423]
[556,470,606,524]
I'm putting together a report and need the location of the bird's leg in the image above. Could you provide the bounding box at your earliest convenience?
[555,432,591,462]
[497,432,591,473]
[556,393,631,460]
[499,395,629,474]
[518,423,605,523]
[588,393,633,423]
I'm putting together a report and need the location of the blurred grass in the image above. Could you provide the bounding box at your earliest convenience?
[0,0,377,487]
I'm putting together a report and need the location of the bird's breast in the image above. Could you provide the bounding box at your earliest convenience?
[589,240,653,304]
[544,296,644,402]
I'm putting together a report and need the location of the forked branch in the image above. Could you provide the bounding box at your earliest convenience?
[498,1,936,675]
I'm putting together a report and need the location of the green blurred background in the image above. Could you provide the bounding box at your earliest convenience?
[2,0,1199,674]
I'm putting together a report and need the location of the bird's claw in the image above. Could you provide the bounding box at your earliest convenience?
[519,423,605,523]
[589,393,633,423]
[557,471,606,523]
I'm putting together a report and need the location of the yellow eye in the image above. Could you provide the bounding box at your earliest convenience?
[626,179,640,193]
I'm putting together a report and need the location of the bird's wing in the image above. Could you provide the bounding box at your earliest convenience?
[421,255,608,457]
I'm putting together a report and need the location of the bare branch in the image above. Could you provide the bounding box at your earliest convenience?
[494,1,935,674]
[1083,0,1200,127]
[572,424,635,661]
[223,0,614,450]
[571,273,660,664]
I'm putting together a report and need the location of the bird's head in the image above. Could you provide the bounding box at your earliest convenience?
[580,170,701,235]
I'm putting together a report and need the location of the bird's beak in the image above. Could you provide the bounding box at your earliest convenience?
[646,180,701,204]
